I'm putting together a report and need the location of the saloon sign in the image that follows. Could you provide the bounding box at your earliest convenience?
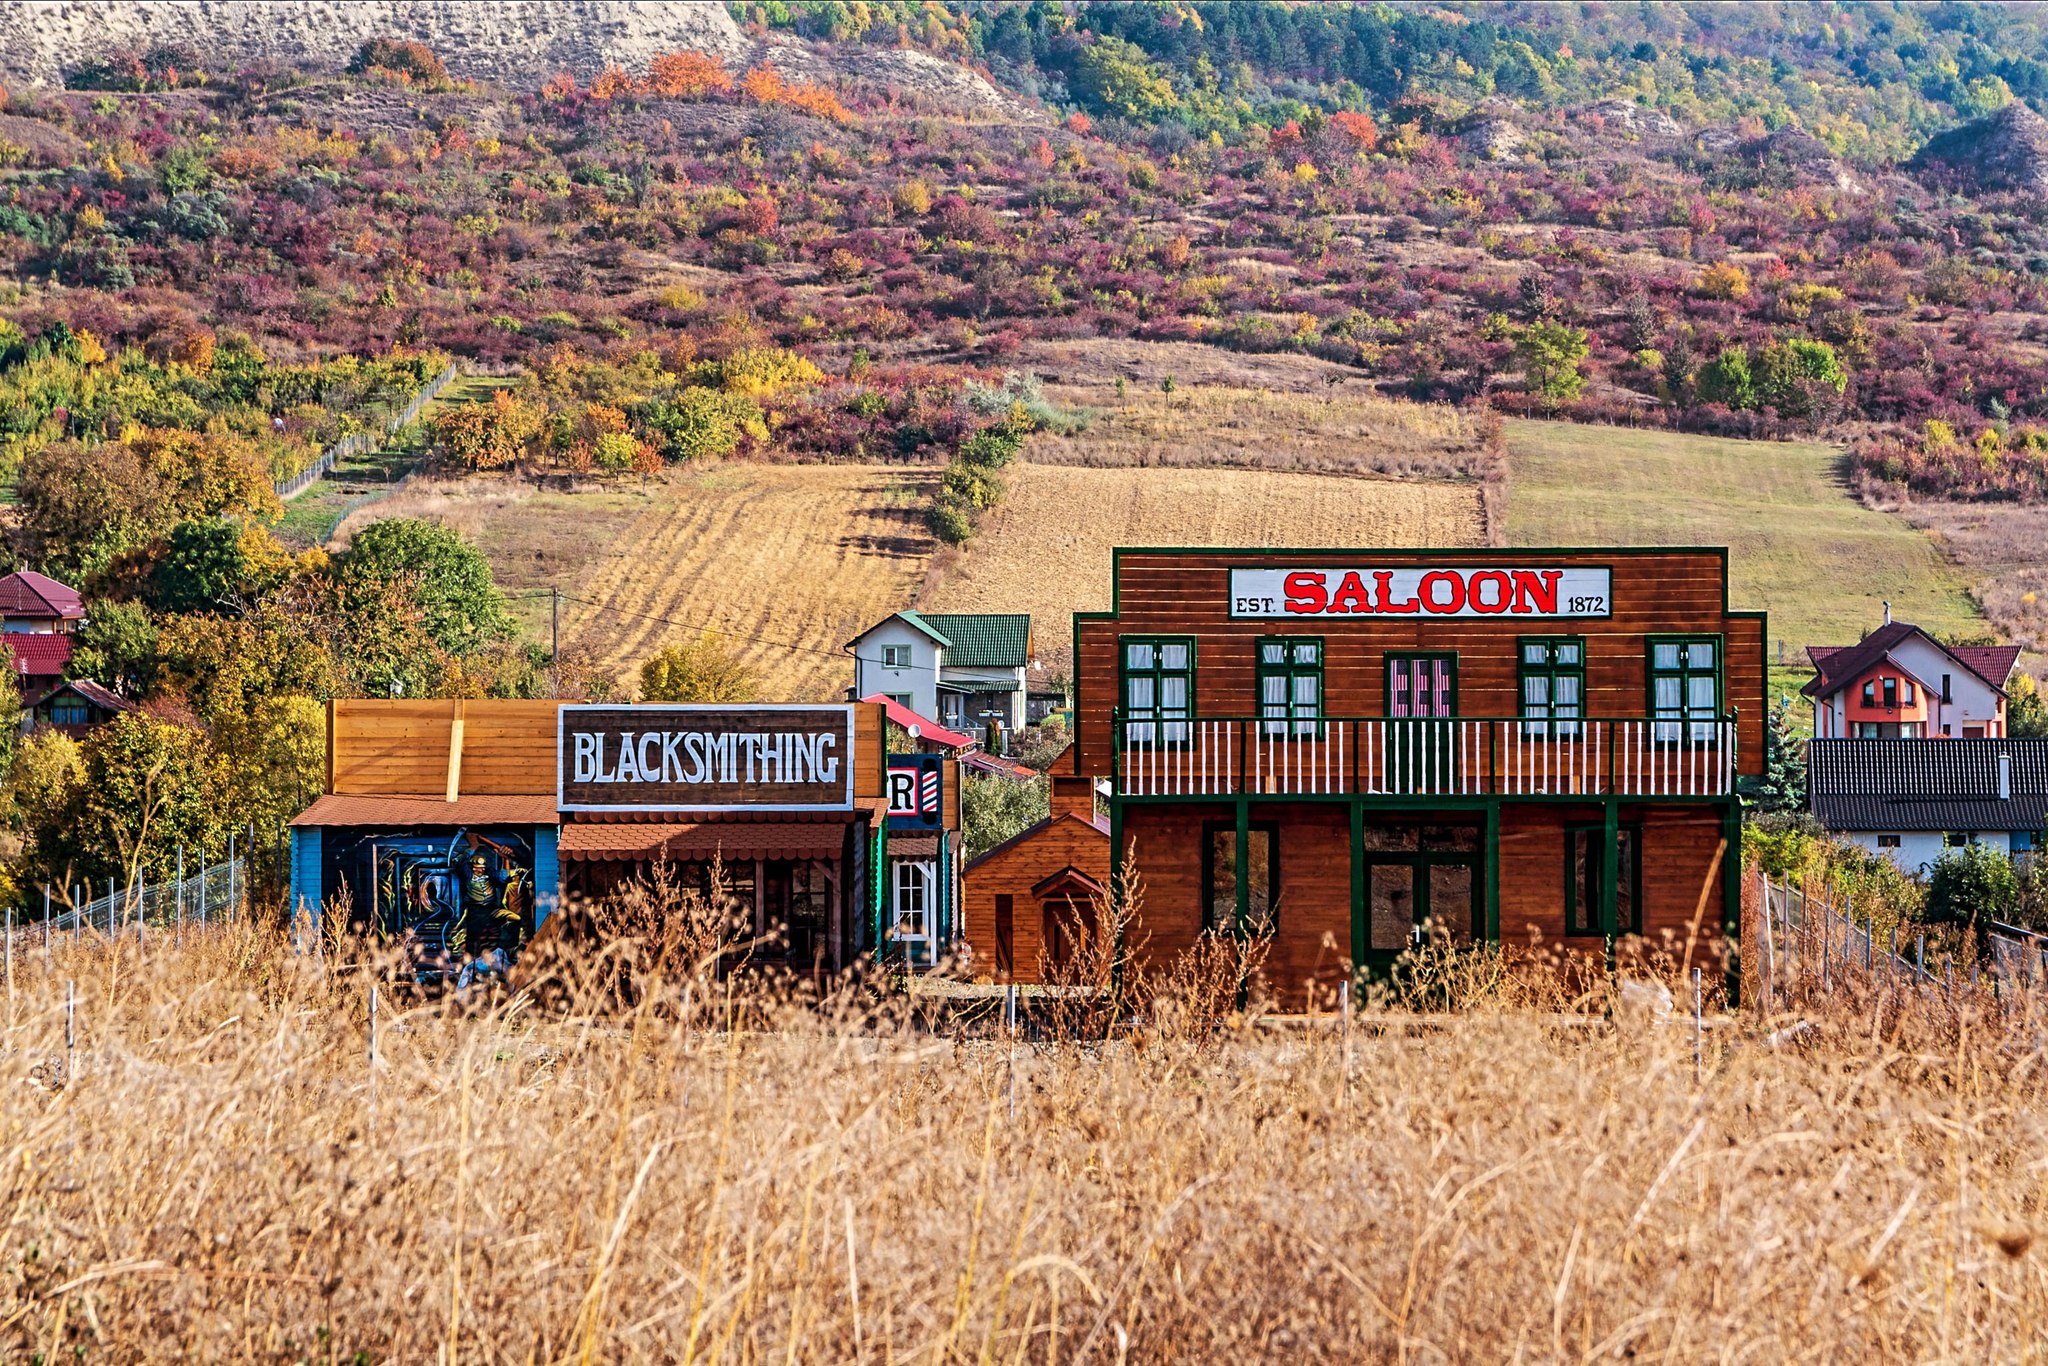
[1228,566,1613,619]
[558,704,854,812]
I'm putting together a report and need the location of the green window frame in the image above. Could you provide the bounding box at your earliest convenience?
[1257,637,1322,736]
[1121,636,1194,746]
[1518,636,1585,737]
[1565,823,1641,937]
[1202,821,1279,936]
[1646,635,1722,743]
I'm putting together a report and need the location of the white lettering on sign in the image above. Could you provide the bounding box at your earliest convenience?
[1228,567,1613,618]
[569,730,840,785]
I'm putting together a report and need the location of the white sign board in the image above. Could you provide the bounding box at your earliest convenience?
[1228,567,1613,619]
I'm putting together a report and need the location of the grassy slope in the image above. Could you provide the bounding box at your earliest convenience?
[1502,419,1986,708]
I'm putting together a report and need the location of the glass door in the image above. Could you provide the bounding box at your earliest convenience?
[1386,653,1458,792]
[1358,852,1479,983]
[890,860,935,967]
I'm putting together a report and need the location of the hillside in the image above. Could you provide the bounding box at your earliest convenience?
[1501,419,1987,699]
[1910,99,2048,196]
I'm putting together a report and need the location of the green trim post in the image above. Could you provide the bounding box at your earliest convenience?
[1600,799,1620,976]
[1723,797,1743,1006]
[1483,801,1501,943]
[1349,799,1366,976]
[1234,796,1251,937]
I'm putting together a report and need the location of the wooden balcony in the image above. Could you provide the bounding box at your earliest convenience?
[1112,716,1740,800]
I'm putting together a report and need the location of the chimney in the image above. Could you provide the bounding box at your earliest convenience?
[1999,751,2013,802]
[1883,600,1892,625]
[1050,773,1097,823]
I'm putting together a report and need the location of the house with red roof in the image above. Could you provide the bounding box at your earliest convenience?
[0,570,86,708]
[1803,615,2021,739]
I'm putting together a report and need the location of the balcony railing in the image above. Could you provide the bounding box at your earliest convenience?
[1112,716,1739,799]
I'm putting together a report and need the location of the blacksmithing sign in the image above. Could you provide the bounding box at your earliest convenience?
[558,705,855,813]
[1228,566,1613,619]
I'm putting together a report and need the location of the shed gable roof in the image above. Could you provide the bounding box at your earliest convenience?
[962,811,1109,874]
[920,613,1031,669]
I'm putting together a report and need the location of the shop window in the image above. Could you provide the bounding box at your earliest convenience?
[1202,822,1277,935]
[1122,637,1193,745]
[1257,637,1322,736]
[882,644,910,668]
[1565,824,1641,936]
[1647,637,1721,742]
[1519,637,1585,736]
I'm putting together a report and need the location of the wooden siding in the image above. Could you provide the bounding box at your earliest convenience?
[1075,549,1765,782]
[961,814,1111,984]
[1119,801,1729,1001]
[855,702,884,801]
[329,700,559,796]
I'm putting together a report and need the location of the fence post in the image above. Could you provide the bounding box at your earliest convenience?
[41,886,48,955]
[175,845,184,946]
[107,877,114,940]
[228,833,237,918]
[65,979,74,1086]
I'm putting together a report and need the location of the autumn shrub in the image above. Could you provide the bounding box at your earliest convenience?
[645,50,733,99]
[346,38,449,89]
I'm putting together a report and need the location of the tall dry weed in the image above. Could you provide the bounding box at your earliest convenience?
[2,894,2046,1361]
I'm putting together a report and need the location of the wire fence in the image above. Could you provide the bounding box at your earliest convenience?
[33,854,248,939]
[275,361,461,501]
[1755,867,2046,1009]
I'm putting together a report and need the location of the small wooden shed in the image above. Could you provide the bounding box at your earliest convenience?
[961,774,1109,982]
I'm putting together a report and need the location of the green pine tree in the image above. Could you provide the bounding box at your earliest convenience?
[1756,701,1808,814]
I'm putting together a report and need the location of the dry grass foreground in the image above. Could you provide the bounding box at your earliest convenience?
[8,914,2048,1363]
[925,462,1483,674]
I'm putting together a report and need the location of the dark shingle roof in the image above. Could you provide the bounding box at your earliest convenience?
[1802,622,2018,699]
[1808,738,2048,833]
[919,613,1032,669]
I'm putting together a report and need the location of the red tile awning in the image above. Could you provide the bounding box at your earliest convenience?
[559,822,847,862]
[292,794,560,827]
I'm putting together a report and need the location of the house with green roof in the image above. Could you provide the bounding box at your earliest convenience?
[847,611,1036,743]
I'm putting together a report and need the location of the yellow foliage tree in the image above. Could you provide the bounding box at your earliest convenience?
[639,632,761,703]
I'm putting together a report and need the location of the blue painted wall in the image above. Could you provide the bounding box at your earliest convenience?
[289,827,322,924]
[534,825,559,927]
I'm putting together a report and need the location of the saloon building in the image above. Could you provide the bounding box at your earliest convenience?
[289,698,961,977]
[1057,547,1764,1000]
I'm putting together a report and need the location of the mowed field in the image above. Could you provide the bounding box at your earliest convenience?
[922,462,1484,673]
[1502,419,1987,694]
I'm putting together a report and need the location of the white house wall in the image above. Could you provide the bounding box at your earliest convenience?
[1847,829,2012,872]
[1884,637,2003,735]
[850,619,941,721]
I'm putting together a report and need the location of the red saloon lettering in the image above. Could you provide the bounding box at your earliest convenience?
[1227,566,1608,618]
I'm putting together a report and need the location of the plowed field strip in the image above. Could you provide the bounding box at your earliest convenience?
[568,465,937,700]
[922,463,1484,673]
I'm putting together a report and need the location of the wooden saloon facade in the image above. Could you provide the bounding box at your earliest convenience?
[1062,547,1765,999]
[289,699,962,976]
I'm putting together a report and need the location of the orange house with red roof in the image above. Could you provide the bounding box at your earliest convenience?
[1803,618,2021,739]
